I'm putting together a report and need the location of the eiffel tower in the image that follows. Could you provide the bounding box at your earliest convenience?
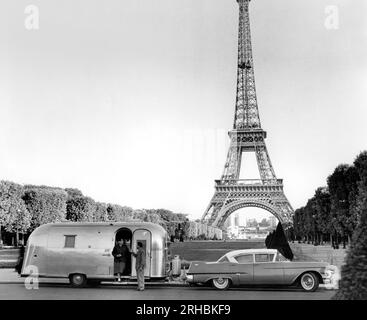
[202,0,294,229]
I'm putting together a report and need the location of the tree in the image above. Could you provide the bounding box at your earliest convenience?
[175,213,189,222]
[293,207,306,242]
[327,165,357,248]
[354,151,367,220]
[0,181,31,244]
[93,202,108,222]
[144,209,164,226]
[23,185,67,230]
[107,204,134,222]
[259,218,270,228]
[66,196,96,222]
[333,205,367,299]
[313,187,332,243]
[303,198,317,244]
[344,166,360,236]
[294,152,367,249]
[133,209,148,221]
[65,188,83,199]
[155,209,176,223]
[145,212,160,224]
[246,218,258,228]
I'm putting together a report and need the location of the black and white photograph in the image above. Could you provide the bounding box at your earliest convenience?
[0,0,367,311]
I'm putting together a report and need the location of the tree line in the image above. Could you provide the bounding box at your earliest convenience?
[292,151,367,248]
[0,182,188,246]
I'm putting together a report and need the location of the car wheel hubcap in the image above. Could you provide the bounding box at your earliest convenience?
[301,275,314,289]
[214,278,228,289]
[73,275,84,285]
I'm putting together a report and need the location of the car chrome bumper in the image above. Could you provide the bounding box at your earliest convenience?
[322,265,340,288]
[322,276,331,284]
[186,274,194,282]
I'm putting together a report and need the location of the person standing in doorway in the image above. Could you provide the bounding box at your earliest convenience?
[132,242,146,291]
[112,239,130,282]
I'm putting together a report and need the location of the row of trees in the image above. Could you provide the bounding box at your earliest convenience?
[292,151,367,248]
[0,182,188,246]
[334,153,367,299]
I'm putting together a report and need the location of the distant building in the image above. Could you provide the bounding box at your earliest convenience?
[234,213,240,227]
[223,217,231,229]
[242,226,271,239]
[246,218,258,228]
[269,216,277,229]
[227,225,240,239]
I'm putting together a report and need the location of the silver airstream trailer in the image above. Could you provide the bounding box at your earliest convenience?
[21,222,168,287]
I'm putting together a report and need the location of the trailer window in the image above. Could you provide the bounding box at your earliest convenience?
[64,235,76,248]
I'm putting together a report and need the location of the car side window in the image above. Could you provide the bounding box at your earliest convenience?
[276,252,288,261]
[234,254,253,264]
[255,254,274,263]
[218,256,230,263]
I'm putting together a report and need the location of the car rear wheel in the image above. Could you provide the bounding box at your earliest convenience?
[69,274,87,288]
[212,278,230,290]
[300,272,319,292]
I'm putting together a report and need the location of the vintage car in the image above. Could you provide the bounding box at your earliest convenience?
[186,248,337,292]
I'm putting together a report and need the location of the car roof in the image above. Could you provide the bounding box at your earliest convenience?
[226,249,278,257]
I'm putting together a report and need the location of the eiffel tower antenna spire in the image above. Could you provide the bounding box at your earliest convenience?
[202,0,294,229]
[234,0,261,130]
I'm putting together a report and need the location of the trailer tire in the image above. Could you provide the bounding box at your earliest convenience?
[69,274,87,288]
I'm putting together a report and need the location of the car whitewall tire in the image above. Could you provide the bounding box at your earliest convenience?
[212,278,230,290]
[300,272,319,292]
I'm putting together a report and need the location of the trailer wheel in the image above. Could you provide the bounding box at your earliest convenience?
[69,274,87,288]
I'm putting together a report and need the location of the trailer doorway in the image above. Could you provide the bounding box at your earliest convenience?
[114,228,132,276]
[131,229,152,277]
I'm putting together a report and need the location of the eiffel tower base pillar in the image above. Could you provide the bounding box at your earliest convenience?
[202,180,293,230]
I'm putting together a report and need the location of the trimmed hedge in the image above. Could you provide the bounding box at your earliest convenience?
[23,185,67,229]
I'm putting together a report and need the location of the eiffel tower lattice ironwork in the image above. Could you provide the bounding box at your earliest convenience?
[202,0,294,229]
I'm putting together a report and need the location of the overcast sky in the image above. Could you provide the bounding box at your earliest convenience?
[0,0,366,221]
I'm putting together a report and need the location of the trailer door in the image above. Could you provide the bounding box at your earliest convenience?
[131,229,151,277]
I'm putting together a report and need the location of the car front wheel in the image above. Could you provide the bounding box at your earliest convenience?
[212,278,230,290]
[300,272,319,292]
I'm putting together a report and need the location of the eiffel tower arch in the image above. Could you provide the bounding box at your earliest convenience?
[202,0,294,229]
